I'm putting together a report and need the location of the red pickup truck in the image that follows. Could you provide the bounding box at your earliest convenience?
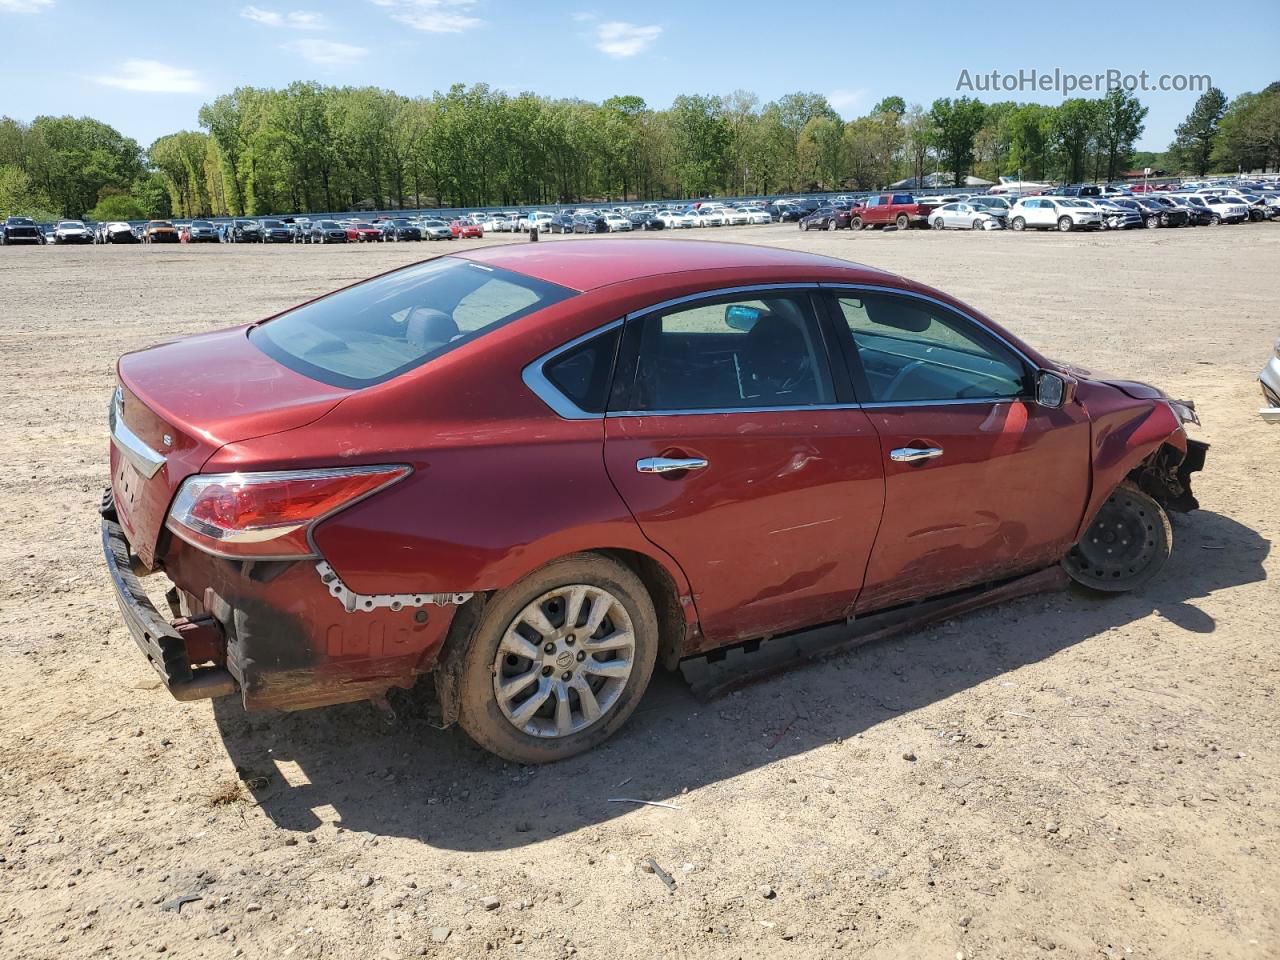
[850,193,937,230]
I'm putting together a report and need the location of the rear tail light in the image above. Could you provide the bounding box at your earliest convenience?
[166,466,409,559]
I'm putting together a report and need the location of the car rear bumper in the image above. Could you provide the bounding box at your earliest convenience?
[101,486,459,713]
[101,495,237,702]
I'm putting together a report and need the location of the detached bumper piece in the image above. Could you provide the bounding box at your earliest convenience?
[101,491,236,702]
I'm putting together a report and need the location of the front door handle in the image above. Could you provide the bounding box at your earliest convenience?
[890,446,943,463]
[636,456,709,474]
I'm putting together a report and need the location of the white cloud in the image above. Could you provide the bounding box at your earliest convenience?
[92,59,206,94]
[594,21,660,58]
[241,6,328,29]
[0,0,54,11]
[828,88,868,116]
[283,38,368,66]
[372,0,482,33]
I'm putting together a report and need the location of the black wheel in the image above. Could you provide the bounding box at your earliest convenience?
[455,554,658,763]
[1062,484,1172,593]
[850,216,863,231]
[933,217,945,230]
[826,219,837,231]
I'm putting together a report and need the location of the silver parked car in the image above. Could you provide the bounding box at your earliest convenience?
[1261,339,1280,424]
[929,202,1003,230]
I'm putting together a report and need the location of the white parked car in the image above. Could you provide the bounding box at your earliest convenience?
[741,207,772,224]
[1008,196,1103,232]
[53,219,93,244]
[691,208,725,227]
[1177,194,1248,224]
[929,202,1003,230]
[601,213,633,232]
[519,212,555,232]
[723,207,751,225]
[655,210,696,229]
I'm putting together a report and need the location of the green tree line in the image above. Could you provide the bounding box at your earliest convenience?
[2,81,1278,221]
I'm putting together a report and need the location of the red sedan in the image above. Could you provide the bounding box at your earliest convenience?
[102,240,1205,763]
[345,222,383,243]
[450,219,483,238]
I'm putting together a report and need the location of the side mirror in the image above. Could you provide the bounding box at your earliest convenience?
[725,304,763,331]
[1036,370,1075,408]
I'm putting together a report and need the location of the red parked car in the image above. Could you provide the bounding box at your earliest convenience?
[450,219,484,238]
[345,222,383,243]
[102,240,1205,763]
[850,193,938,231]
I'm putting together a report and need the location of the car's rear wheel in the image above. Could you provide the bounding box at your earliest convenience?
[456,554,658,763]
[895,214,909,230]
[1062,483,1172,593]
[933,217,945,230]
[1011,216,1026,231]
[850,216,863,231]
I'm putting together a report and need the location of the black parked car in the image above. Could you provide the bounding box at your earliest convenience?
[380,218,422,241]
[548,213,577,234]
[227,219,262,242]
[628,211,661,230]
[1134,197,1189,227]
[259,218,293,243]
[799,206,853,231]
[309,219,348,243]
[1,216,44,244]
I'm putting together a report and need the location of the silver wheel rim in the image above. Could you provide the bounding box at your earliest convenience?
[492,584,635,739]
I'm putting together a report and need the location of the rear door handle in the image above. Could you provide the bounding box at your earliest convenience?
[636,457,709,474]
[890,446,944,463]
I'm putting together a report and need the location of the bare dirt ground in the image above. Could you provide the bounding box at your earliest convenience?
[0,224,1276,960]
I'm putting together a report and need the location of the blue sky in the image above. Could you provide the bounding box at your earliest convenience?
[2,0,1276,150]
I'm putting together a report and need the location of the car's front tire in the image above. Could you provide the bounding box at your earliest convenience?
[1062,483,1172,593]
[1058,216,1073,232]
[455,554,658,764]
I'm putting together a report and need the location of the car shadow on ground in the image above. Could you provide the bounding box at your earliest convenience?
[212,508,1267,851]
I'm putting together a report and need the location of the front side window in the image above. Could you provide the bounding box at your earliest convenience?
[835,294,1028,404]
[250,257,575,388]
[620,293,834,412]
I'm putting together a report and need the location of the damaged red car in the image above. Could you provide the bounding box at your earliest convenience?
[103,240,1206,763]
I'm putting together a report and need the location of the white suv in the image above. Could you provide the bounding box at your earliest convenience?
[1009,197,1103,232]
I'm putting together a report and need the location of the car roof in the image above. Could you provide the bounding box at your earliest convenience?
[454,239,892,292]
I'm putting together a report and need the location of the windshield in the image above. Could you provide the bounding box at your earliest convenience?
[58,221,83,228]
[262,219,284,227]
[249,257,576,388]
[192,220,212,227]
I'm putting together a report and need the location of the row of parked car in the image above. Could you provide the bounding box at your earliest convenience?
[790,185,1280,235]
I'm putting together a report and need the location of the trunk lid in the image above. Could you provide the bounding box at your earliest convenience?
[112,326,349,566]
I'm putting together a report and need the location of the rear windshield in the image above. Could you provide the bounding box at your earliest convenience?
[249,257,575,388]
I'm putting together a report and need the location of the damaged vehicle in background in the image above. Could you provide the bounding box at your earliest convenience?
[1261,338,1280,423]
[101,240,1207,764]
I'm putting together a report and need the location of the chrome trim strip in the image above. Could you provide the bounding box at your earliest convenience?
[521,282,1038,420]
[109,387,166,479]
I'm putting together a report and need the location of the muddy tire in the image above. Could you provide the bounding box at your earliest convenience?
[895,214,910,230]
[455,554,658,764]
[1063,483,1172,593]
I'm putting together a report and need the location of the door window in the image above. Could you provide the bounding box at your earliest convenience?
[619,293,835,411]
[835,294,1029,403]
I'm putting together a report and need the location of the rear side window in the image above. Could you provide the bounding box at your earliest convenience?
[620,293,834,412]
[250,257,575,388]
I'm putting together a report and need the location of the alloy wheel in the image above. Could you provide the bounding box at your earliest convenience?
[492,584,635,739]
